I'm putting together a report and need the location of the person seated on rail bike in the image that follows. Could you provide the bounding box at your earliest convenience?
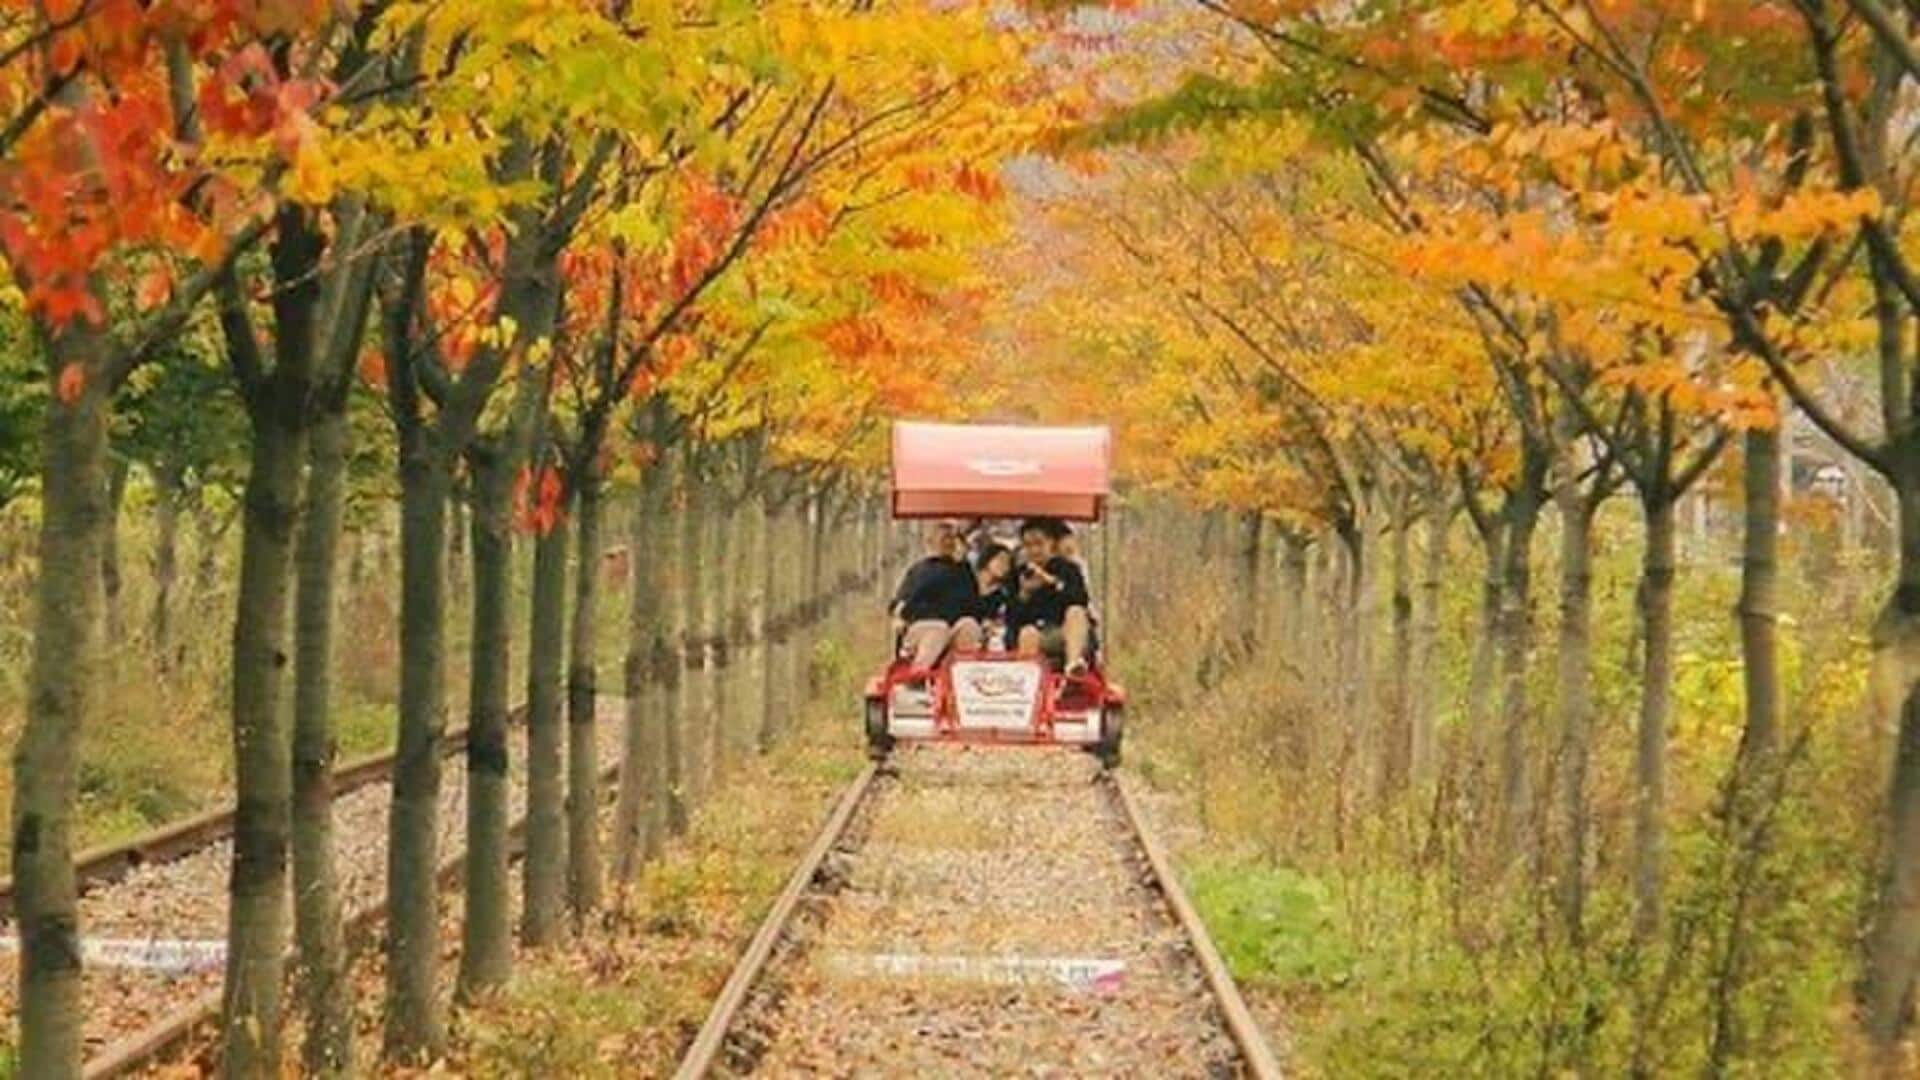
[971,541,1017,648]
[889,520,984,669]
[1005,517,1096,675]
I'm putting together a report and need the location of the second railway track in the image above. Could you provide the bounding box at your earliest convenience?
[0,697,627,1076]
[679,744,1283,1078]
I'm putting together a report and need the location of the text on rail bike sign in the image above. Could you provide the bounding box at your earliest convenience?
[950,659,1043,730]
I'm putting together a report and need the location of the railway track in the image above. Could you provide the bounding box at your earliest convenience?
[678,744,1283,1078]
[0,698,626,1077]
[0,711,516,922]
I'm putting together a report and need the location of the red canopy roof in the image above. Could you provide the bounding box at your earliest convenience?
[891,422,1112,521]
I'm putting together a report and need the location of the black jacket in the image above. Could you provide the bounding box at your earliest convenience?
[892,556,978,623]
[1005,555,1090,639]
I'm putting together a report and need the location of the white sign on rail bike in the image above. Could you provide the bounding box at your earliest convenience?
[949,660,1042,731]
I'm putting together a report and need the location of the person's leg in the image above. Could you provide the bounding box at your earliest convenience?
[1038,626,1067,668]
[1015,625,1043,657]
[951,617,983,653]
[1063,605,1091,673]
[902,619,953,669]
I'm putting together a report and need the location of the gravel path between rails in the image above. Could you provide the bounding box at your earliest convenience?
[722,745,1246,1077]
[0,697,627,1058]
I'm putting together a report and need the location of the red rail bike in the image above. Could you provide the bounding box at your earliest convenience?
[864,422,1125,766]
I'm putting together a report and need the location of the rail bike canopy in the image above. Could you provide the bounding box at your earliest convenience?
[890,421,1112,522]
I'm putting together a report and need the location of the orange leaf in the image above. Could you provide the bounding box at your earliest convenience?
[55,362,85,404]
[135,266,172,312]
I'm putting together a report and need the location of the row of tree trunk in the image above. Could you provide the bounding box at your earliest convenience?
[1164,438,1786,956]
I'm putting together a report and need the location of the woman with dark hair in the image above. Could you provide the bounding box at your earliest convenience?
[972,541,1016,648]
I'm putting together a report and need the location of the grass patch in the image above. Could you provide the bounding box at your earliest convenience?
[1184,854,1353,992]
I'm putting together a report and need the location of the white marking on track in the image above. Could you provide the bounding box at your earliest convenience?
[0,937,226,975]
[819,951,1127,993]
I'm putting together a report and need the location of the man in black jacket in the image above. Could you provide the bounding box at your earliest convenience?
[1005,517,1094,674]
[891,520,983,669]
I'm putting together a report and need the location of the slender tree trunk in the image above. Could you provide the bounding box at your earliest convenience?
[522,496,569,947]
[614,435,673,883]
[1860,221,1920,1050]
[458,443,514,998]
[714,494,746,770]
[1411,493,1447,789]
[291,407,352,1073]
[150,464,184,654]
[662,447,691,836]
[1497,490,1541,858]
[222,211,328,1078]
[687,472,717,803]
[1467,519,1507,743]
[14,325,112,1079]
[102,454,128,642]
[758,492,785,749]
[678,457,710,814]
[1736,423,1782,771]
[1282,526,1313,657]
[1385,494,1414,796]
[385,444,451,1058]
[447,490,467,585]
[743,488,770,754]
[1554,485,1599,944]
[566,478,605,918]
[802,494,826,696]
[1635,494,1678,941]
[1334,521,1367,804]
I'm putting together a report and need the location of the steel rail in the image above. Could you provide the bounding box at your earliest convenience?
[79,712,605,1079]
[675,758,1283,1079]
[1112,770,1285,1080]
[0,710,528,921]
[674,760,880,1079]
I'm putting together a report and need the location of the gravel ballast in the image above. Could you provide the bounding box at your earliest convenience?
[0,697,627,1057]
[722,744,1246,1077]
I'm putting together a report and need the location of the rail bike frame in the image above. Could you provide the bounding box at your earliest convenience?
[863,651,1125,763]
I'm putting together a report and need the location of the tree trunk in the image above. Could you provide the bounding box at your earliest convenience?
[1634,494,1677,941]
[222,210,327,1078]
[522,500,569,947]
[566,478,605,918]
[801,494,826,698]
[291,407,352,1073]
[714,493,747,770]
[447,489,467,584]
[14,324,112,1079]
[613,435,673,884]
[150,464,184,655]
[1497,490,1541,859]
[384,444,451,1058]
[458,442,514,998]
[663,447,691,835]
[1385,494,1414,796]
[1411,493,1447,789]
[1467,519,1507,744]
[1736,424,1782,771]
[1280,532,1309,662]
[1554,484,1599,944]
[103,454,128,641]
[743,488,770,754]
[682,470,714,805]
[758,493,786,749]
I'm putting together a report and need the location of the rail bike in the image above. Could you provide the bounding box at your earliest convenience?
[863,421,1126,766]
